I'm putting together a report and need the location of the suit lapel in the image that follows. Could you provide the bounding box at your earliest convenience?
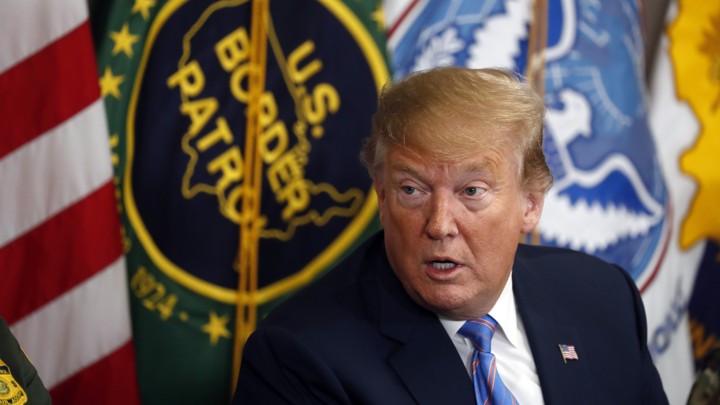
[513,252,594,404]
[362,239,474,405]
[361,235,598,404]
[386,316,475,405]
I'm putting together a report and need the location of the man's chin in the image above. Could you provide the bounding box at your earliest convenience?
[414,289,475,318]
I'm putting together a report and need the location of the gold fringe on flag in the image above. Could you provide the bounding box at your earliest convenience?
[526,0,548,95]
[526,0,547,246]
[233,0,269,393]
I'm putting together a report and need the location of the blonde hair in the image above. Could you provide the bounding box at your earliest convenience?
[361,66,553,193]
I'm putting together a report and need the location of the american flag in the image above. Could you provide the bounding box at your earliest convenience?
[558,344,579,363]
[0,0,140,403]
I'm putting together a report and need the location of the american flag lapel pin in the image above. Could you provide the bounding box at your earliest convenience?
[558,344,579,363]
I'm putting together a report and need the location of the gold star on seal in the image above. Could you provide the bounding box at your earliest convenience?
[132,0,157,20]
[99,66,124,99]
[110,23,139,57]
[202,311,231,345]
[371,5,386,31]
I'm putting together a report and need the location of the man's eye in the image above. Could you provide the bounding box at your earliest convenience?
[401,186,416,195]
[464,187,482,196]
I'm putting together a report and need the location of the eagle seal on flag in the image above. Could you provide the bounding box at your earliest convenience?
[390,0,670,290]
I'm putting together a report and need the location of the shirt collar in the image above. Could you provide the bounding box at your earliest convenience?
[438,272,521,348]
[490,273,520,347]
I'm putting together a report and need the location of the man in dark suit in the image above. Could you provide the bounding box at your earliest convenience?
[232,67,668,404]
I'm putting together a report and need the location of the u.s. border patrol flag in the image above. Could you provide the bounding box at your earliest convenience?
[650,0,720,392]
[92,0,388,403]
[385,0,694,402]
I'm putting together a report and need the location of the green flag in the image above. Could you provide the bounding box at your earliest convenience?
[92,0,389,403]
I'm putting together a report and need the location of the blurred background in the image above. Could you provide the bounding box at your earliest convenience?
[3,0,719,404]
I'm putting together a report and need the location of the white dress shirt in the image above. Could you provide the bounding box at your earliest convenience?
[439,274,545,404]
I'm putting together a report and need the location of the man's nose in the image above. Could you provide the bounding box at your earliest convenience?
[425,192,460,240]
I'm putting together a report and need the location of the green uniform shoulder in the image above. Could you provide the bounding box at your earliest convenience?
[0,317,51,405]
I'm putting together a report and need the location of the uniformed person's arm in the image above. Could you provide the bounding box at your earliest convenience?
[0,317,52,405]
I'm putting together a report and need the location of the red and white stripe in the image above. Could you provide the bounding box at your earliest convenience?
[0,0,140,403]
[384,0,426,51]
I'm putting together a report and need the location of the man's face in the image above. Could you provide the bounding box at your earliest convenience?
[375,144,543,320]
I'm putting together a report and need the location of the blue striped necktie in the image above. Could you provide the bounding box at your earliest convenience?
[459,315,518,405]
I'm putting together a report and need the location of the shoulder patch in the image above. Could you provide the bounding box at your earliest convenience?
[0,358,27,405]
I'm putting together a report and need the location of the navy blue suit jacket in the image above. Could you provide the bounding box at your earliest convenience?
[233,232,668,404]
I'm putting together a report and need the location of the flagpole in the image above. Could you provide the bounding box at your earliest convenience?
[233,0,270,394]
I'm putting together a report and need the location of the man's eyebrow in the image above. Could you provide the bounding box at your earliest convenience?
[462,161,496,174]
[388,162,429,183]
[462,149,506,171]
[389,162,417,173]
[390,160,495,175]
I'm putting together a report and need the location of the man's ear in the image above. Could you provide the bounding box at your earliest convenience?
[521,191,544,233]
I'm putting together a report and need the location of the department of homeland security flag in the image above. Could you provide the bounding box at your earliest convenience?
[92,0,388,403]
[649,0,720,386]
[0,0,140,403]
[386,0,693,402]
